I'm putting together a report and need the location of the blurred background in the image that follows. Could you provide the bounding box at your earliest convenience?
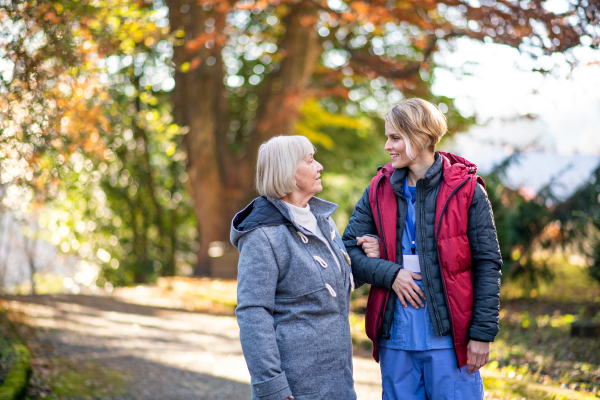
[1,0,600,398]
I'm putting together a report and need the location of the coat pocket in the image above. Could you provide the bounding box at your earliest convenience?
[276,322,319,396]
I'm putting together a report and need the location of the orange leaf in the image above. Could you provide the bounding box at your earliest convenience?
[190,57,201,70]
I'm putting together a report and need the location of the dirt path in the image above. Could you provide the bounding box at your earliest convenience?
[4,292,597,400]
[1,293,382,400]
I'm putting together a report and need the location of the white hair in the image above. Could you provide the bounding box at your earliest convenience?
[255,135,316,199]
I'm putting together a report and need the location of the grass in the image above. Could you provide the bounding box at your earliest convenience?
[0,337,18,386]
[41,358,128,400]
[490,260,600,398]
[482,375,599,400]
[0,309,31,400]
[486,302,600,398]
[500,258,600,303]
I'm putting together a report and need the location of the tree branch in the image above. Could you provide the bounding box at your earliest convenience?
[345,32,462,79]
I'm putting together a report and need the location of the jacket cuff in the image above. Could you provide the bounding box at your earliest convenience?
[468,326,496,342]
[363,234,380,241]
[384,263,402,290]
[253,372,292,400]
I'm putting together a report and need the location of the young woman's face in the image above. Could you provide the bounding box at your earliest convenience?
[384,121,411,169]
[294,152,323,196]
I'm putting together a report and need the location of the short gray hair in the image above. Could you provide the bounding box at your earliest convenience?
[255,135,315,199]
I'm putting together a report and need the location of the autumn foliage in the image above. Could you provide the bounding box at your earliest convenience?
[166,0,599,273]
[0,0,598,277]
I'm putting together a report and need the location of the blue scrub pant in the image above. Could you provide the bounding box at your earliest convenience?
[379,347,484,400]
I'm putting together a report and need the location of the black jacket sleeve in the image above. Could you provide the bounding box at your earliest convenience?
[466,183,503,342]
[342,186,402,290]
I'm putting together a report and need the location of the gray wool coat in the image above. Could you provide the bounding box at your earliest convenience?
[231,196,357,400]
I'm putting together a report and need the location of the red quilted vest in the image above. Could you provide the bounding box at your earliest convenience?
[365,152,485,367]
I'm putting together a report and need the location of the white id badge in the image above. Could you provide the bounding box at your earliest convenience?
[402,254,421,273]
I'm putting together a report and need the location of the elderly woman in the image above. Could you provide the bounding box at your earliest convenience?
[231,135,378,400]
[343,98,502,400]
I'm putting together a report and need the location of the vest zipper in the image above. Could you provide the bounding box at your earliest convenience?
[435,176,471,369]
[374,174,389,261]
[435,177,471,242]
[417,180,443,335]
[374,174,389,339]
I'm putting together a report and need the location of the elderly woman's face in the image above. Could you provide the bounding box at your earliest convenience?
[295,152,323,196]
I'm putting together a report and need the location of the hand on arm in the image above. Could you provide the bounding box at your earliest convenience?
[467,340,490,373]
[391,269,425,309]
[343,186,401,289]
[356,235,380,258]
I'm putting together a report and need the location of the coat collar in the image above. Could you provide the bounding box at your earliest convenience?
[230,195,339,247]
[266,196,338,224]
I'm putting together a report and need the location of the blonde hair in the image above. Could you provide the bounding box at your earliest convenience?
[255,135,316,198]
[384,98,447,160]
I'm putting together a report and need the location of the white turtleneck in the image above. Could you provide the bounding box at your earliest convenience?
[285,202,341,271]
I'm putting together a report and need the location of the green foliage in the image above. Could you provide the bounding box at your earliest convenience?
[28,1,199,287]
[297,100,386,228]
[97,69,197,284]
[589,244,600,286]
[0,0,160,202]
[481,153,556,286]
[488,302,600,398]
[477,150,600,287]
[553,166,600,286]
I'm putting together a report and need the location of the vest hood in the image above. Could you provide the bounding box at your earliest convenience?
[437,151,478,172]
[437,151,481,190]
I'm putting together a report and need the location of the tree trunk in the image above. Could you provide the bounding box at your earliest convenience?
[24,236,37,295]
[0,212,8,292]
[168,1,322,276]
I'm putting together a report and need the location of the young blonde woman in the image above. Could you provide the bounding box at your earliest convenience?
[343,98,502,400]
[231,135,379,400]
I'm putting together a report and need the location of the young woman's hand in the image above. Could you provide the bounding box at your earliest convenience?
[392,269,425,309]
[467,340,490,373]
[356,236,380,258]
[284,396,294,400]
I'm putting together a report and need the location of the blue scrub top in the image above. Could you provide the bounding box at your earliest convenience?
[379,176,453,351]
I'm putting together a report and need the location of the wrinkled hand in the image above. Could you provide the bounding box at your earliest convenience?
[467,340,490,373]
[356,236,380,258]
[392,269,425,309]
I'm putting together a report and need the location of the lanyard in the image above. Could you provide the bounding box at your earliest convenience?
[404,177,417,255]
